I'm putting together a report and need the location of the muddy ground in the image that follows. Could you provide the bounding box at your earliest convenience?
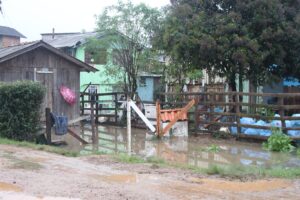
[0,145,299,200]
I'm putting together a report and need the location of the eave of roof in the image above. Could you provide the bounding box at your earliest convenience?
[0,26,26,38]
[0,40,98,72]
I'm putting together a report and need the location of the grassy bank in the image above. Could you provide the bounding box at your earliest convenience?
[114,153,300,179]
[0,137,79,157]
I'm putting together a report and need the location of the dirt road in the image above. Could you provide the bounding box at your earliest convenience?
[0,145,299,200]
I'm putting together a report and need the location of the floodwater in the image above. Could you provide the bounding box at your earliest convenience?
[64,124,300,169]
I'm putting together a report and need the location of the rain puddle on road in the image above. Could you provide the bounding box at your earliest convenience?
[0,182,22,192]
[65,124,300,169]
[91,174,138,184]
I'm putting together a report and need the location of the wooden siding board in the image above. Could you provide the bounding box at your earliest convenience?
[0,47,81,120]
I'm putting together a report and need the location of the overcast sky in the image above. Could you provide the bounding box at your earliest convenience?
[0,0,170,41]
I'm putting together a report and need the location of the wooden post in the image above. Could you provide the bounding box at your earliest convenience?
[45,107,52,145]
[279,96,286,134]
[194,98,199,132]
[91,101,96,144]
[114,93,118,123]
[208,93,214,131]
[235,93,241,138]
[156,100,161,136]
[81,94,84,115]
[127,96,131,155]
[95,94,99,123]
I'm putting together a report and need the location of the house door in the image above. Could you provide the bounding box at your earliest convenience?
[35,68,54,121]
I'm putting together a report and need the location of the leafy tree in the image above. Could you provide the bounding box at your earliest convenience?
[89,0,163,95]
[157,0,300,92]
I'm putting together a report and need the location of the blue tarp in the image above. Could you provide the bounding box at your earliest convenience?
[230,115,300,137]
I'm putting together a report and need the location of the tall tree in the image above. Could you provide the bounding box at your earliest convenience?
[157,0,300,92]
[89,0,163,95]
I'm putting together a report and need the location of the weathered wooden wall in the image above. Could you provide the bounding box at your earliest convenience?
[0,47,81,120]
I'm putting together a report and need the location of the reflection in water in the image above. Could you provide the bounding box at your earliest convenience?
[65,124,300,168]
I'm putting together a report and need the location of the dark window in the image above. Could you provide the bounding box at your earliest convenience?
[139,77,146,87]
[85,48,107,64]
[62,48,73,56]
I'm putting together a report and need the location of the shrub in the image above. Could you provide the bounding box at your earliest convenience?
[0,81,45,141]
[263,128,295,152]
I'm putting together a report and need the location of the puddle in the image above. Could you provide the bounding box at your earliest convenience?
[0,182,22,192]
[65,125,300,169]
[93,174,137,184]
[188,178,290,192]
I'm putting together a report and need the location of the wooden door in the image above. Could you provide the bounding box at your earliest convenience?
[36,69,54,121]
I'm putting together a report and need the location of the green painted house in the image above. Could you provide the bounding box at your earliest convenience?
[42,32,122,94]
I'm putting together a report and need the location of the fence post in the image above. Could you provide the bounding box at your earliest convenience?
[45,107,52,145]
[91,101,96,144]
[81,94,84,115]
[114,93,118,123]
[235,93,241,138]
[279,96,286,134]
[208,93,214,131]
[194,98,199,133]
[127,96,132,155]
[156,100,161,136]
[95,94,99,123]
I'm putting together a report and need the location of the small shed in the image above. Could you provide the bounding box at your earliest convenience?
[0,40,97,120]
[137,72,162,102]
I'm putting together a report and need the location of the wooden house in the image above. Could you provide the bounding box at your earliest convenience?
[0,26,26,48]
[0,40,97,120]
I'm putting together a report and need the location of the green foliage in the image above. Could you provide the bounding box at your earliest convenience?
[157,0,300,90]
[206,144,221,153]
[256,107,275,118]
[0,81,45,141]
[205,165,225,175]
[0,137,79,157]
[263,128,295,152]
[89,0,164,94]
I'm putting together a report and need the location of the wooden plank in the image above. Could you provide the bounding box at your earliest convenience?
[279,97,287,134]
[158,91,300,97]
[156,100,161,136]
[68,115,90,125]
[45,107,52,145]
[90,102,96,144]
[235,94,241,137]
[114,93,118,123]
[67,128,89,144]
[161,99,195,136]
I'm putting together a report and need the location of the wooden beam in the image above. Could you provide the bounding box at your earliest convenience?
[68,115,90,125]
[161,99,195,136]
[156,100,161,136]
[45,107,52,145]
[67,128,89,144]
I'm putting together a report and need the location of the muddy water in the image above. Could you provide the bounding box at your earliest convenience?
[66,125,300,168]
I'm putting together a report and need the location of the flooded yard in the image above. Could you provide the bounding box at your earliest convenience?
[1,125,300,199]
[65,124,300,169]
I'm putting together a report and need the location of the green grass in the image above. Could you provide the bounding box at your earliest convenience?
[0,137,79,157]
[114,153,300,179]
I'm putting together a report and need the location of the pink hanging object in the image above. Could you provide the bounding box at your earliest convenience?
[60,85,76,105]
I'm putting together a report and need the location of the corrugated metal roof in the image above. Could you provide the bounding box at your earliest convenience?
[0,26,26,38]
[0,41,35,58]
[0,40,97,72]
[43,32,97,48]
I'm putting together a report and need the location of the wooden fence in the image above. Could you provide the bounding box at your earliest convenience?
[157,92,300,140]
[80,92,126,125]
